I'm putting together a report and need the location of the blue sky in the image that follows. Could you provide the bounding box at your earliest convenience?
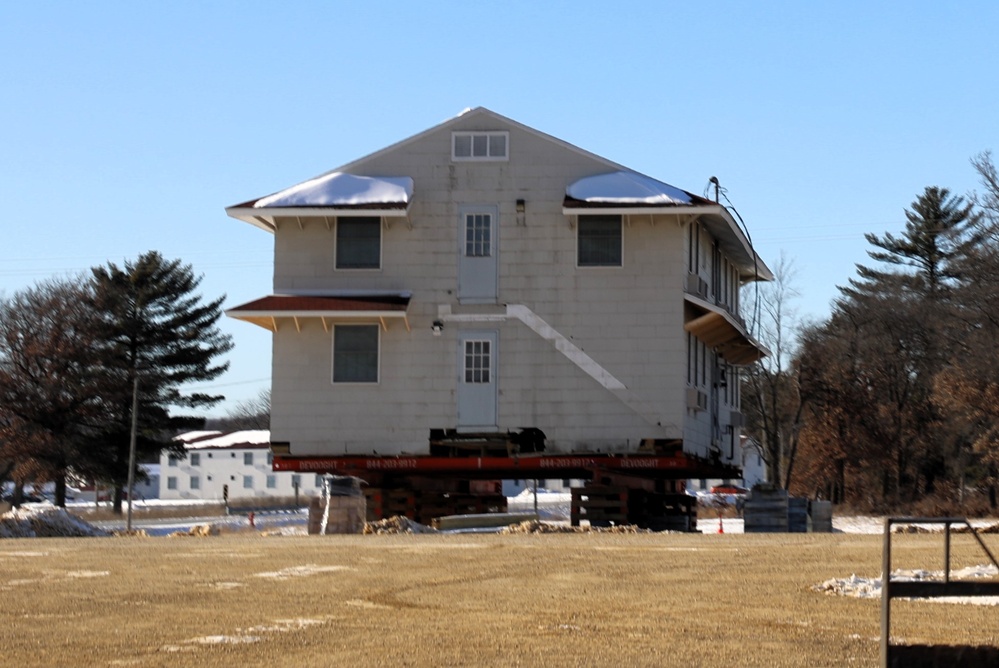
[2,2,997,416]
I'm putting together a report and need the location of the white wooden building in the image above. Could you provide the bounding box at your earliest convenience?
[226,108,771,469]
[159,431,324,501]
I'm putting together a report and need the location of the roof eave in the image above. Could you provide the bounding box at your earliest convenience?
[225,205,411,234]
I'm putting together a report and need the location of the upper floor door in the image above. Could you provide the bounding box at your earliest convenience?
[458,204,498,303]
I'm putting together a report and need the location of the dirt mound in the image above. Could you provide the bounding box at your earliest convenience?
[0,505,109,538]
[500,520,653,534]
[363,516,437,534]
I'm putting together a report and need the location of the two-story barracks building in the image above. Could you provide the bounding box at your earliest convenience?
[226,108,771,525]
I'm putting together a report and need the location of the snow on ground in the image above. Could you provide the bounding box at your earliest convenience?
[815,565,999,606]
[0,504,109,538]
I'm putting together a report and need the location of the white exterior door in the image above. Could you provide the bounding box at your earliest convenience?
[457,331,498,431]
[458,205,498,303]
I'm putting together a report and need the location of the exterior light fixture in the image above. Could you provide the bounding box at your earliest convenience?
[432,320,444,336]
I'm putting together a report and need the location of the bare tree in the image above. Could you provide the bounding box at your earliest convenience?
[742,253,807,489]
[0,278,110,506]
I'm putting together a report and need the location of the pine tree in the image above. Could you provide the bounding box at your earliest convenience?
[88,251,233,513]
[859,186,979,297]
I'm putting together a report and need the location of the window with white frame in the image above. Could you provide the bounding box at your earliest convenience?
[266,475,276,489]
[190,453,200,466]
[335,217,381,269]
[452,131,508,161]
[243,452,253,466]
[190,476,200,490]
[464,340,491,384]
[577,215,622,267]
[167,477,177,490]
[333,324,379,383]
[243,475,253,489]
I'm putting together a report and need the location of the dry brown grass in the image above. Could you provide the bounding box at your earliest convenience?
[2,531,998,667]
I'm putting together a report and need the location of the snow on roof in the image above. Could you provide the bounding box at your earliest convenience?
[566,171,694,205]
[177,430,271,450]
[174,431,223,443]
[253,172,413,208]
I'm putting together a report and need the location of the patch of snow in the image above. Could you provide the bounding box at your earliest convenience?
[0,504,109,538]
[815,565,999,606]
[566,171,693,205]
[253,564,350,580]
[188,635,261,645]
[254,173,413,208]
[65,570,110,578]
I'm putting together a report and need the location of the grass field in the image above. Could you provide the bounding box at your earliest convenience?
[2,531,998,667]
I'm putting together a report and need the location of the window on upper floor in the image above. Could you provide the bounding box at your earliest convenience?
[168,456,178,467]
[464,212,492,257]
[332,324,379,383]
[335,217,381,269]
[452,131,508,161]
[190,453,200,466]
[578,215,622,267]
[244,452,253,466]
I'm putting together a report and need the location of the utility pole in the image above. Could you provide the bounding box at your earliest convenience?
[126,376,139,533]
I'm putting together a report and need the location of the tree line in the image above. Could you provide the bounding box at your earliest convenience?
[0,252,232,512]
[744,152,999,511]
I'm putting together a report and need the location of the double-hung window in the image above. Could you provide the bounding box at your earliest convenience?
[578,215,623,267]
[335,217,380,269]
[333,324,379,383]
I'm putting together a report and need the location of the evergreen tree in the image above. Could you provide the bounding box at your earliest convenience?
[88,251,233,513]
[859,186,979,297]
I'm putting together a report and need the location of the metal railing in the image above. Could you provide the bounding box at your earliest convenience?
[881,517,999,666]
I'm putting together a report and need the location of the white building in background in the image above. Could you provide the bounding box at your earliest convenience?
[688,435,766,492]
[159,430,325,501]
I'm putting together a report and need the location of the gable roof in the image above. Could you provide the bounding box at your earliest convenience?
[225,107,771,280]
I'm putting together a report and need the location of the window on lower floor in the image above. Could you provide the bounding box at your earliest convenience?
[266,475,276,489]
[190,476,200,490]
[167,477,177,490]
[333,324,379,383]
[243,475,253,489]
[335,217,381,269]
[577,215,622,267]
[292,474,302,488]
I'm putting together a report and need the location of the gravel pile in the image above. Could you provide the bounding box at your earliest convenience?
[0,504,109,538]
[363,516,437,534]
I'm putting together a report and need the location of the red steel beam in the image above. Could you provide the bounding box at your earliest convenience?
[272,453,738,479]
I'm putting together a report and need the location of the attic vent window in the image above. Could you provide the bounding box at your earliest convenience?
[452,131,508,161]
